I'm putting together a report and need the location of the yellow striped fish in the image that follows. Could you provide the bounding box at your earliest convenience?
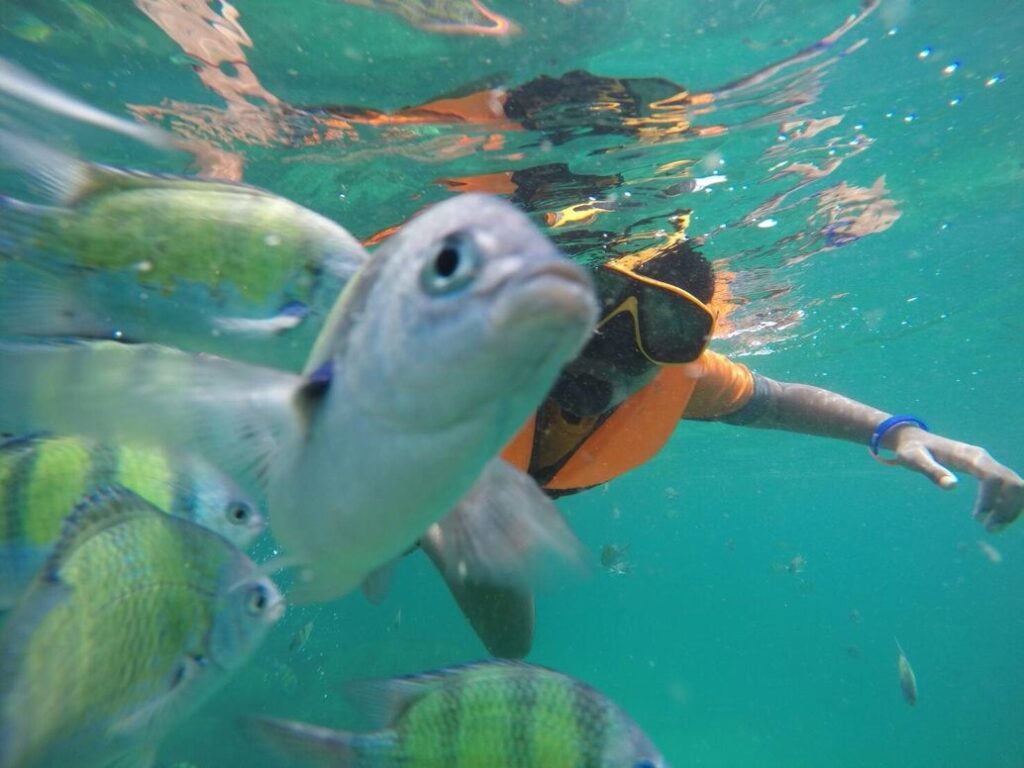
[0,433,264,609]
[0,485,283,768]
[255,661,668,767]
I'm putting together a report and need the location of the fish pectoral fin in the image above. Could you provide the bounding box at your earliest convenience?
[212,301,312,338]
[360,558,399,605]
[419,459,585,659]
[251,715,380,767]
[424,458,586,590]
[108,654,200,738]
[420,550,535,659]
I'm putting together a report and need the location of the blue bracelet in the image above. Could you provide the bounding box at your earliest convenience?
[870,415,929,456]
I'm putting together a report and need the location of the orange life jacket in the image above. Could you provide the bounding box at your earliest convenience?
[501,365,698,492]
[502,350,754,493]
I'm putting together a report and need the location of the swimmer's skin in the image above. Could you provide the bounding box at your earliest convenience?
[730,374,1023,532]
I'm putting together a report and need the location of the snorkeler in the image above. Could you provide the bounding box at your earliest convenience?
[436,228,1024,659]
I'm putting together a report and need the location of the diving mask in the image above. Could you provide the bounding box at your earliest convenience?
[598,250,716,365]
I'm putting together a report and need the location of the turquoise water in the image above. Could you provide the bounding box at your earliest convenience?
[2,0,1022,766]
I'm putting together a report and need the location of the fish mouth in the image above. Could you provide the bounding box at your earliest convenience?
[490,259,598,335]
[266,594,287,622]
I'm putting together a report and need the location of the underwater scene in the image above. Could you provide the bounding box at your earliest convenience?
[0,0,1021,766]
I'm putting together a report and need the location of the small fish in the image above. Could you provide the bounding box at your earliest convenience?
[600,542,633,575]
[895,638,918,706]
[0,486,284,768]
[254,660,669,767]
[0,130,368,371]
[0,194,597,603]
[786,554,806,575]
[289,620,315,653]
[849,608,862,625]
[0,433,265,609]
[977,539,1003,564]
[271,660,299,693]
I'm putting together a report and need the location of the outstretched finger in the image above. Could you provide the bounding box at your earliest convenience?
[903,445,958,489]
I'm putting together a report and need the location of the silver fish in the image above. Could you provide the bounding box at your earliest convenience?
[0,193,597,603]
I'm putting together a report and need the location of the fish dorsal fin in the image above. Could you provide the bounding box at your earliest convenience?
[42,485,158,581]
[344,662,523,728]
[344,672,449,729]
[67,163,280,207]
[0,127,273,208]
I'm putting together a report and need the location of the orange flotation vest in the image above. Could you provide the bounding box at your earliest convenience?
[501,365,699,493]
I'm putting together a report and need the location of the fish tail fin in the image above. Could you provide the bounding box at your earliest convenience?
[894,637,905,656]
[0,258,106,339]
[0,129,95,205]
[0,194,65,253]
[251,715,393,767]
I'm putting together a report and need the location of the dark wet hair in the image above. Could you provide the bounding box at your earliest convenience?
[631,239,715,304]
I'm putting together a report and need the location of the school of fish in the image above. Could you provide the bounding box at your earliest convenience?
[0,61,677,768]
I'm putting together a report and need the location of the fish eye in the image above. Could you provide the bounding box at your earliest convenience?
[420,232,480,295]
[246,584,270,615]
[225,501,251,525]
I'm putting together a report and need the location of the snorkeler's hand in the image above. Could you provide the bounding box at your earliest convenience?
[885,427,1024,532]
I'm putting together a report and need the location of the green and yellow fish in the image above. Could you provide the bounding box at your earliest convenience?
[0,433,265,609]
[256,660,668,767]
[0,485,284,768]
[0,129,368,371]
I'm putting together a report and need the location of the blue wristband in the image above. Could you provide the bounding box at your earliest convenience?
[870,415,929,456]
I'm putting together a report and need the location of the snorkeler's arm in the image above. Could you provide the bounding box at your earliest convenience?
[722,374,1024,531]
